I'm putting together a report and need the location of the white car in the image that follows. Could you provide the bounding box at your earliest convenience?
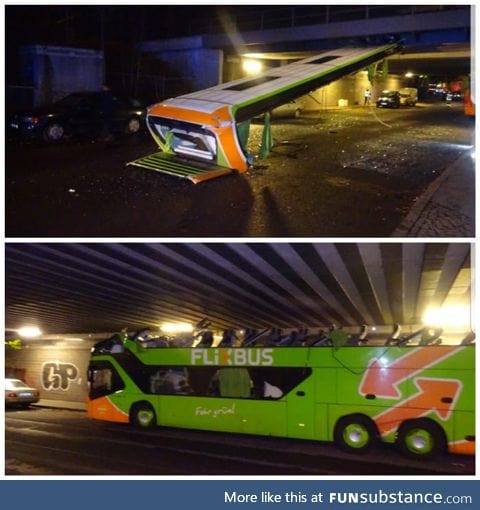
[399,87,418,106]
[5,378,40,407]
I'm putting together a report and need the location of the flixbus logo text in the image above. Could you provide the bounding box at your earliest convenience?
[191,348,274,366]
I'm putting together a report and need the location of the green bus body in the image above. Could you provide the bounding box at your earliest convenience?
[87,339,475,458]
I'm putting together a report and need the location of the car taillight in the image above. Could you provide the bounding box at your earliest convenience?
[22,115,40,124]
[8,392,17,398]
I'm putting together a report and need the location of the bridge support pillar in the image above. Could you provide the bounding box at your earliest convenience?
[149,47,224,92]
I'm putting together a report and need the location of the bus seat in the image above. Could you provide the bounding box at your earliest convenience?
[385,323,401,345]
[277,331,297,347]
[461,331,476,345]
[195,331,214,348]
[345,325,368,346]
[218,329,237,347]
[419,327,444,346]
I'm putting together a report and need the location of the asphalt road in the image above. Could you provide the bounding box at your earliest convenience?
[5,407,475,476]
[6,101,472,237]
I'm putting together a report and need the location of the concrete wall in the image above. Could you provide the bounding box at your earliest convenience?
[20,45,104,106]
[5,341,95,404]
[144,47,223,92]
[297,71,403,109]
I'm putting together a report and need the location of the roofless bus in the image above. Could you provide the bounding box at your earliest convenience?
[128,43,400,183]
[87,329,474,459]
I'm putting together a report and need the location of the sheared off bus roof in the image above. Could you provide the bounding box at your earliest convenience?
[161,44,399,118]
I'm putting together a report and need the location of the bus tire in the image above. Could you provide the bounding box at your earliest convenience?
[334,414,378,453]
[130,402,156,428]
[396,418,446,459]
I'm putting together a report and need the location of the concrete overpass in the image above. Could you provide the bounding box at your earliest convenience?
[5,242,473,409]
[140,5,471,93]
[5,242,472,335]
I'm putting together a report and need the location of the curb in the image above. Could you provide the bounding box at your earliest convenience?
[34,399,86,411]
[391,152,473,237]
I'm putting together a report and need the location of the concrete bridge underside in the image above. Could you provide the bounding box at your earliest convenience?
[141,6,471,92]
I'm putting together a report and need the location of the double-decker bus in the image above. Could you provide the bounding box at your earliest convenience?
[87,329,474,459]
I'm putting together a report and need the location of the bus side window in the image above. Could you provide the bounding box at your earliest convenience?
[150,370,174,394]
[150,368,193,395]
[251,367,311,399]
[216,368,252,398]
[166,368,192,394]
[88,361,125,399]
[208,370,220,396]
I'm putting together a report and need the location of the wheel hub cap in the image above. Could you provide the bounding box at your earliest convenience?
[138,410,153,426]
[50,125,63,139]
[407,429,432,453]
[344,424,368,447]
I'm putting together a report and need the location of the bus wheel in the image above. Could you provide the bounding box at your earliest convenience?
[334,415,377,453]
[397,419,446,458]
[131,403,156,428]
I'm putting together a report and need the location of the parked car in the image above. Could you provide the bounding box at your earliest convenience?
[8,91,146,142]
[5,378,40,407]
[376,90,401,108]
[399,87,418,106]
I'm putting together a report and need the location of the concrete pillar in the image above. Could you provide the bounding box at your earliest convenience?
[149,48,224,91]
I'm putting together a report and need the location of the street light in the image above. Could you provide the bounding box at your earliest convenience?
[160,323,193,334]
[422,305,471,330]
[242,59,263,75]
[16,326,42,338]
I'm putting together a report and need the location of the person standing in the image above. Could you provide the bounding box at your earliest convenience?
[364,88,372,106]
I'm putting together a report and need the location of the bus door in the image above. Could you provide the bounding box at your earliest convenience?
[87,360,130,423]
[286,375,315,439]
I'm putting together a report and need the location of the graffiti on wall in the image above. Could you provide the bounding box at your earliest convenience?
[42,361,80,391]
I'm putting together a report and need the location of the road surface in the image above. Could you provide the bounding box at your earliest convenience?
[6,102,473,237]
[5,407,475,476]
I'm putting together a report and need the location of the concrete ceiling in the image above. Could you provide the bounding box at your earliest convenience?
[242,43,471,78]
[386,44,471,76]
[5,243,471,336]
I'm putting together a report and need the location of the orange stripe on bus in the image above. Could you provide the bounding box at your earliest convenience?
[448,441,475,455]
[87,396,129,423]
[148,104,232,127]
[217,128,248,172]
[191,168,234,184]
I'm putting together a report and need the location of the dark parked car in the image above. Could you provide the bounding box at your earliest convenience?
[8,91,146,142]
[376,90,401,108]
